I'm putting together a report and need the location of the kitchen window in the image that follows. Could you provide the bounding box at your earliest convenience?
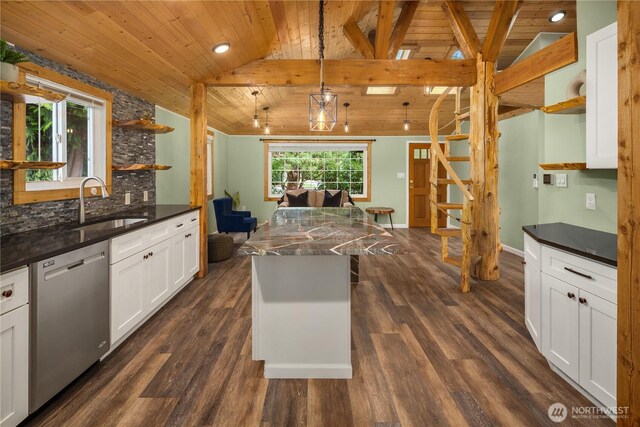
[264,141,371,201]
[13,63,112,204]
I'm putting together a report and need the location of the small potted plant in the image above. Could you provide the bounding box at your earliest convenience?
[0,40,29,82]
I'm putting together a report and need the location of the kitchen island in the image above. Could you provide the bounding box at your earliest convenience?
[238,207,402,379]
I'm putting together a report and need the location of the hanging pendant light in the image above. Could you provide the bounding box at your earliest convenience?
[263,107,271,134]
[403,102,410,131]
[309,0,337,131]
[252,91,260,128]
[343,103,350,132]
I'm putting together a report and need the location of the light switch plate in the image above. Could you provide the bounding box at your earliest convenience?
[556,174,568,188]
[586,193,596,210]
[125,192,131,205]
[532,173,539,188]
[397,172,406,179]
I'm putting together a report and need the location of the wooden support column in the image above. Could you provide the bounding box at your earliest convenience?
[190,82,208,278]
[469,54,500,281]
[617,0,640,424]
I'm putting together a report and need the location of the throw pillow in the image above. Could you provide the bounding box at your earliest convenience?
[287,191,309,207]
[224,190,240,209]
[322,190,343,207]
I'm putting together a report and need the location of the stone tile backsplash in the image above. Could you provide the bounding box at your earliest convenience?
[0,48,157,236]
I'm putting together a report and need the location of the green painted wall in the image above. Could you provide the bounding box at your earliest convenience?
[540,0,617,232]
[224,135,429,226]
[155,106,228,231]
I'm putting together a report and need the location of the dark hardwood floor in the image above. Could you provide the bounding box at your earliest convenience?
[26,229,613,426]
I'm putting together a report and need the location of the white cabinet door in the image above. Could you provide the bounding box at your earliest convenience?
[587,22,618,169]
[111,252,147,344]
[170,233,187,292]
[185,226,200,279]
[0,305,29,427]
[542,273,580,382]
[579,290,617,408]
[524,235,542,351]
[146,239,172,313]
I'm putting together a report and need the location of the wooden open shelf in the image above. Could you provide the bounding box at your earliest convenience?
[112,164,172,171]
[114,119,174,134]
[0,160,66,170]
[540,96,586,114]
[539,162,588,170]
[0,81,67,103]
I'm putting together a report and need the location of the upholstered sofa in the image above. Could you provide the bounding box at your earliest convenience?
[278,189,355,208]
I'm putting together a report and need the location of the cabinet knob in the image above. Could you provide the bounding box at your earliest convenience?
[579,297,587,304]
[567,292,575,299]
[149,251,153,257]
[2,289,13,298]
[521,260,526,265]
[143,255,148,260]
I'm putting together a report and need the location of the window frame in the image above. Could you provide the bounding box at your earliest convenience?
[13,63,112,205]
[263,140,372,202]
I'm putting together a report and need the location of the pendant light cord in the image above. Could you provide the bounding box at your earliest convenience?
[318,0,325,92]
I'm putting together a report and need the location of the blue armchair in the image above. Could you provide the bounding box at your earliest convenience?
[212,197,257,239]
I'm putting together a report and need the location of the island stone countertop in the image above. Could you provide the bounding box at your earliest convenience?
[238,207,404,256]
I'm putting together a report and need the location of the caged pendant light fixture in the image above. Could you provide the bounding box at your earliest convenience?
[251,91,260,128]
[309,0,337,131]
[343,103,350,132]
[263,107,271,135]
[403,102,410,131]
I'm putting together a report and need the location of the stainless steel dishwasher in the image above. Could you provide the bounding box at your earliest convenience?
[30,240,110,412]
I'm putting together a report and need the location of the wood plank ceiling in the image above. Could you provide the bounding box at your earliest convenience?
[0,1,576,136]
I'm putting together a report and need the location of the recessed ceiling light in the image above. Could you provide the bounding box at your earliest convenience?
[212,42,230,53]
[549,10,566,23]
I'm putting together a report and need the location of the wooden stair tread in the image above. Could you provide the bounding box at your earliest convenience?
[443,254,482,267]
[435,227,476,237]
[437,178,471,185]
[437,203,463,210]
[445,156,470,162]
[445,133,470,141]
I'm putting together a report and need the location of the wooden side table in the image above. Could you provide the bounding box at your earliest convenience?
[365,207,395,230]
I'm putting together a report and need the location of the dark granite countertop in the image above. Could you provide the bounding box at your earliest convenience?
[522,222,617,267]
[1,204,199,273]
[238,207,404,256]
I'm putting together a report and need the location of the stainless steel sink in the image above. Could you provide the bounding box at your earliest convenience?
[73,218,148,232]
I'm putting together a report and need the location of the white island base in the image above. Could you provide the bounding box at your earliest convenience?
[252,255,352,379]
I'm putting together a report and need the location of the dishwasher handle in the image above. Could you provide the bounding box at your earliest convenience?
[43,251,106,281]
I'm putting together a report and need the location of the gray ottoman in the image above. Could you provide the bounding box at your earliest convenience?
[208,233,234,262]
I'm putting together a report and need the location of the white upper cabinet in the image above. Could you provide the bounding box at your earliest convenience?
[586,22,618,169]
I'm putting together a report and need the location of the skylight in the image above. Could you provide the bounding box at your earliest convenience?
[424,86,456,95]
[365,87,398,95]
[395,49,411,60]
[451,50,464,59]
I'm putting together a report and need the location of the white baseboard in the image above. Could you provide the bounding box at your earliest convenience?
[502,244,524,258]
[264,363,353,379]
[380,223,408,229]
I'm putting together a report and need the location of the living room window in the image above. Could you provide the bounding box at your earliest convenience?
[13,63,112,204]
[264,141,371,201]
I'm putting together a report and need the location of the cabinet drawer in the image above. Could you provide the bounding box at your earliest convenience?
[110,228,148,264]
[170,211,199,236]
[147,220,171,246]
[541,246,616,303]
[524,234,541,268]
[0,266,29,315]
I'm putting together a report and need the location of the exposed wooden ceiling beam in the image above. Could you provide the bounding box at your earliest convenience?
[343,21,375,59]
[207,59,477,87]
[483,0,524,62]
[495,32,577,95]
[388,1,419,59]
[375,0,396,59]
[441,0,480,59]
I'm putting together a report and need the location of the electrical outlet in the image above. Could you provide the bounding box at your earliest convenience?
[556,174,568,188]
[125,192,131,205]
[532,173,539,188]
[397,172,406,179]
[90,187,98,195]
[586,193,596,210]
[143,190,148,202]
